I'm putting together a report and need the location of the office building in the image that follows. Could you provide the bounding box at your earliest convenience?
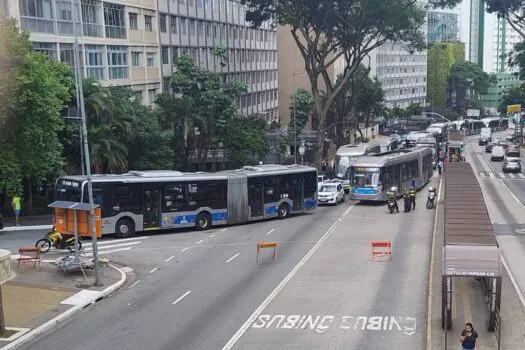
[492,17,521,73]
[5,0,163,104]
[3,0,278,114]
[428,10,459,43]
[158,0,278,123]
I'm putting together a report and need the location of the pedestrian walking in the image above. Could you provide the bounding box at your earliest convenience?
[409,180,416,210]
[11,194,21,226]
[459,322,479,350]
[438,159,443,175]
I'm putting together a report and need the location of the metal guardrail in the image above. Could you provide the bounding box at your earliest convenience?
[494,306,502,350]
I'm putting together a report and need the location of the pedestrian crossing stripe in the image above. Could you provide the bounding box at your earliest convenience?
[479,171,525,179]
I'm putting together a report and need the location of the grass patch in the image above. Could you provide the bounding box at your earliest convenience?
[0,329,18,339]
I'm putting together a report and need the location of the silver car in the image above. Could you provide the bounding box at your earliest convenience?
[502,157,522,173]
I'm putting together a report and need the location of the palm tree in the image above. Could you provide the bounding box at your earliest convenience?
[83,79,134,173]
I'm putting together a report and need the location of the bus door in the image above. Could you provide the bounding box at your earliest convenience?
[143,188,161,229]
[248,181,263,217]
[287,175,304,211]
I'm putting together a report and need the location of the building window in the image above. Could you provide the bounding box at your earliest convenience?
[178,0,184,4]
[107,45,128,80]
[85,44,104,80]
[131,51,141,67]
[149,89,157,103]
[129,13,138,30]
[188,0,194,6]
[104,3,126,38]
[180,18,187,35]
[134,90,143,103]
[33,42,57,59]
[81,0,103,37]
[159,14,167,32]
[189,19,195,36]
[56,0,76,36]
[170,16,177,33]
[162,47,169,64]
[147,53,155,67]
[172,47,179,64]
[59,43,75,65]
[19,0,55,33]
[145,15,153,31]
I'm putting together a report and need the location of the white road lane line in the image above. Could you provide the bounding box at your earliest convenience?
[209,234,216,238]
[180,247,189,252]
[265,228,275,235]
[85,241,141,251]
[221,204,356,350]
[489,172,496,178]
[97,236,149,245]
[498,173,506,178]
[128,280,142,289]
[165,256,175,262]
[509,173,516,178]
[220,228,228,232]
[149,267,158,274]
[172,291,191,305]
[84,247,131,257]
[479,172,486,178]
[195,240,204,245]
[226,253,240,263]
[502,255,525,310]
[519,173,525,178]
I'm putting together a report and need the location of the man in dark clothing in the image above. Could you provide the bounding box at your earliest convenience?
[403,187,411,212]
[409,180,416,210]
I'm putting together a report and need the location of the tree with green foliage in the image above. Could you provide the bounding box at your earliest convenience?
[406,103,422,117]
[329,65,385,141]
[157,55,263,170]
[1,51,73,202]
[449,61,491,99]
[508,42,525,79]
[288,88,313,141]
[241,0,426,164]
[223,116,269,167]
[498,84,525,113]
[427,42,465,109]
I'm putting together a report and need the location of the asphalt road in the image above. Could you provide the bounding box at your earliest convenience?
[16,181,438,350]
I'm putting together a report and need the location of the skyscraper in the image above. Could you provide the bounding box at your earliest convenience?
[427,10,459,44]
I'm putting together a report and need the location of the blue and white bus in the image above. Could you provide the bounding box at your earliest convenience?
[348,148,433,202]
[55,164,318,238]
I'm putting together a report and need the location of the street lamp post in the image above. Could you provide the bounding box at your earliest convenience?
[71,0,101,286]
[293,70,298,164]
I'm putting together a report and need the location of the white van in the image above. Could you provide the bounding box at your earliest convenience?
[491,145,505,161]
[479,128,492,145]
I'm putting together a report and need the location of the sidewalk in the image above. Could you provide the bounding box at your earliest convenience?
[1,216,53,232]
[0,254,127,349]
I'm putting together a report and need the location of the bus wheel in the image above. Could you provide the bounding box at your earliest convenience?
[278,203,290,219]
[196,212,212,231]
[115,218,135,238]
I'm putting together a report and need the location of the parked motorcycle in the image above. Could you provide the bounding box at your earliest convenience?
[35,226,82,253]
[427,187,437,209]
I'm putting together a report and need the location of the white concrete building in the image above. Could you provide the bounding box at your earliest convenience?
[157,0,278,123]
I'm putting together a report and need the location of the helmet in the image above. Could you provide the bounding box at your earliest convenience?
[390,186,397,192]
[428,187,434,191]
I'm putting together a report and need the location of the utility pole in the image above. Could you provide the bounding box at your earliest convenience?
[71,0,101,286]
[293,70,298,164]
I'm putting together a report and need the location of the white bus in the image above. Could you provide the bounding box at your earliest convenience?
[334,143,381,193]
[55,165,318,238]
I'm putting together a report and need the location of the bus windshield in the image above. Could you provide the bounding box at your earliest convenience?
[335,155,350,178]
[352,170,380,188]
[55,179,82,202]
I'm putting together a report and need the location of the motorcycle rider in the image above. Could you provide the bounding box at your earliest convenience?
[386,186,399,213]
[409,180,416,210]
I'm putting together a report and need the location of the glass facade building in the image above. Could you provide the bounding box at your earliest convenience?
[428,11,459,44]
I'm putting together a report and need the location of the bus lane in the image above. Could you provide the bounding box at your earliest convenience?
[19,203,352,350]
[226,187,437,350]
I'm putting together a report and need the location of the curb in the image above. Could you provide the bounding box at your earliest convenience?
[0,264,127,350]
[0,225,53,232]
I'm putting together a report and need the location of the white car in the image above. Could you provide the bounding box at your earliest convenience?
[318,183,345,205]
